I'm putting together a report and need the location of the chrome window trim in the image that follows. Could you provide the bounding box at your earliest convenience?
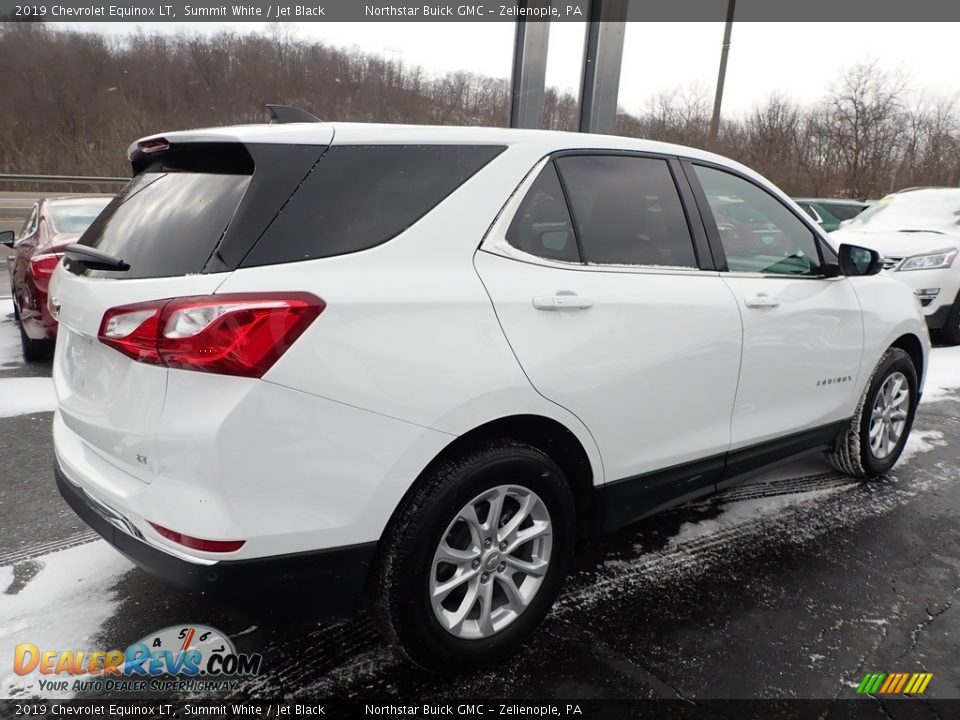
[720,270,844,281]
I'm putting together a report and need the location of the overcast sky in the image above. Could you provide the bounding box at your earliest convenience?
[59,22,960,116]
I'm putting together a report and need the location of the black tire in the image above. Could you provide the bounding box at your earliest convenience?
[940,299,960,346]
[19,321,53,362]
[371,440,575,673]
[827,348,918,478]
[10,287,19,321]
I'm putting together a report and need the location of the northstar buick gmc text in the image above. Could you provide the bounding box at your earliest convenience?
[50,116,929,671]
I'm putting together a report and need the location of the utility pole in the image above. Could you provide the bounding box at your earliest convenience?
[709,0,736,147]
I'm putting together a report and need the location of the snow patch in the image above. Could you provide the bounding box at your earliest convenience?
[0,297,22,369]
[0,378,56,418]
[899,429,946,463]
[0,541,132,699]
[921,345,960,403]
[668,487,846,548]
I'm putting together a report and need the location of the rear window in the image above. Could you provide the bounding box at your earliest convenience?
[74,143,502,279]
[820,203,866,221]
[242,144,505,267]
[49,200,111,234]
[78,172,251,278]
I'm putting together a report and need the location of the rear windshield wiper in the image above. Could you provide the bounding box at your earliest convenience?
[64,244,130,271]
[897,229,945,234]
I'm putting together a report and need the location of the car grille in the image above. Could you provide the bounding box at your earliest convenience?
[881,256,903,270]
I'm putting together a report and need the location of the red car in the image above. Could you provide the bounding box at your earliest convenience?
[2,195,112,360]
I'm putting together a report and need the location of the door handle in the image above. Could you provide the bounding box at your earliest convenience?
[533,294,594,311]
[743,293,780,309]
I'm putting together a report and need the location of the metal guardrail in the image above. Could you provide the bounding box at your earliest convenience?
[0,174,129,186]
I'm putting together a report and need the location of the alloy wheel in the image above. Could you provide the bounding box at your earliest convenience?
[869,371,910,459]
[429,485,552,640]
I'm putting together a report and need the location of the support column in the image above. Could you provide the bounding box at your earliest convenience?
[508,2,551,129]
[578,0,627,134]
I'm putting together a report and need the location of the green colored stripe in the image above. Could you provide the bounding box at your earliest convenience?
[856,674,874,693]
[869,674,887,694]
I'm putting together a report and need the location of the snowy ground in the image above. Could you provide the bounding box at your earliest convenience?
[0,545,130,698]
[0,296,55,417]
[1,282,959,700]
[922,344,960,402]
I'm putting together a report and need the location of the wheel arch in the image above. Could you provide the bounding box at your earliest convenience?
[379,414,598,547]
[890,333,926,389]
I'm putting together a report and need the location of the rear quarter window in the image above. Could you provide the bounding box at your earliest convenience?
[242,144,505,267]
[505,162,581,263]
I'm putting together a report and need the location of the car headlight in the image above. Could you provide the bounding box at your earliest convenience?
[896,248,958,271]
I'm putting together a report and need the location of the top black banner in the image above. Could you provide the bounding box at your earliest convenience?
[2,0,960,23]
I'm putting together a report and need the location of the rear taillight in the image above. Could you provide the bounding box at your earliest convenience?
[99,300,166,365]
[98,292,324,378]
[149,522,245,553]
[29,252,64,289]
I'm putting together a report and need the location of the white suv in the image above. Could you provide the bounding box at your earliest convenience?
[831,187,960,345]
[51,117,929,671]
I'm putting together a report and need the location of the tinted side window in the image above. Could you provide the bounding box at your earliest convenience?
[505,163,580,263]
[556,156,697,268]
[244,145,505,267]
[693,165,822,276]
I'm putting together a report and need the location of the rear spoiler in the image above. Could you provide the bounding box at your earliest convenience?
[127,105,321,174]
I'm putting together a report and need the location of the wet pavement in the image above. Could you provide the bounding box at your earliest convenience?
[2,283,959,701]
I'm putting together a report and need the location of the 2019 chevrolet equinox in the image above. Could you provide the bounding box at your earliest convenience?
[51,117,929,671]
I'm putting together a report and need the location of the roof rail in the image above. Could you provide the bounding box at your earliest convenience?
[265,105,322,124]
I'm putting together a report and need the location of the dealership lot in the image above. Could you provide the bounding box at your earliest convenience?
[2,267,960,699]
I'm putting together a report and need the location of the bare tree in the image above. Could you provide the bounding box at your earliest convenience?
[1,24,958,198]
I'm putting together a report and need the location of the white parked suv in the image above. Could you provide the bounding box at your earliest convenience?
[51,115,929,671]
[831,187,960,345]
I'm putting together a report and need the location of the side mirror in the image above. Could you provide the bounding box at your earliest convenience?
[0,230,14,247]
[839,243,883,276]
[821,260,841,278]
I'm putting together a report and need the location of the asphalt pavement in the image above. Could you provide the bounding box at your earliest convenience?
[1,273,958,703]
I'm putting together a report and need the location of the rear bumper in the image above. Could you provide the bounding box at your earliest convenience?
[55,461,376,619]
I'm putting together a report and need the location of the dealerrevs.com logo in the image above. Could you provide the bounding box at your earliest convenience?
[13,625,263,694]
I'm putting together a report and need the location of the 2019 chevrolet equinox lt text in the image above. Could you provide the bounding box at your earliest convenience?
[50,118,929,671]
